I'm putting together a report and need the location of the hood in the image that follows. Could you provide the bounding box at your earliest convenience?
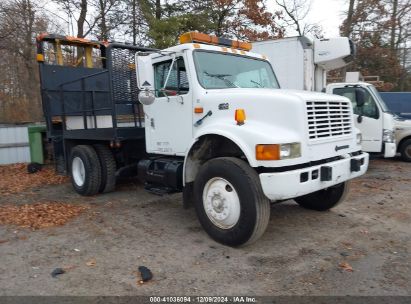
[203,88,348,102]
[194,87,358,167]
[394,117,411,129]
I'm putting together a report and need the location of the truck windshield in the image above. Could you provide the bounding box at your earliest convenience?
[193,51,279,89]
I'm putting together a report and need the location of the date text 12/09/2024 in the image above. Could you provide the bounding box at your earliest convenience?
[149,296,257,303]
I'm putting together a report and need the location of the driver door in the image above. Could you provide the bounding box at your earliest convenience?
[333,87,383,152]
[143,55,193,155]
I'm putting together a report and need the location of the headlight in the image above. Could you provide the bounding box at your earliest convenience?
[356,133,362,145]
[382,129,395,143]
[256,143,301,160]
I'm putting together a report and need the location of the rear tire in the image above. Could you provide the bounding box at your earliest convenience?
[193,157,270,247]
[294,181,350,211]
[94,144,116,193]
[70,145,101,196]
[399,139,411,162]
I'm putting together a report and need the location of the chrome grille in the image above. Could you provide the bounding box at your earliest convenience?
[306,100,352,140]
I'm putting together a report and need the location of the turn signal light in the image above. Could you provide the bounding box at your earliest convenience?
[235,109,246,125]
[256,145,280,160]
[256,143,301,160]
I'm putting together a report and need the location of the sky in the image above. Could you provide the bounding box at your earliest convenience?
[267,0,347,38]
[307,0,346,37]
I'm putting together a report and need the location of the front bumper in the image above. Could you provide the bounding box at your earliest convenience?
[384,142,396,158]
[259,152,369,201]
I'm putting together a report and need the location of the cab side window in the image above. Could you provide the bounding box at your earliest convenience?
[153,57,189,97]
[333,87,379,119]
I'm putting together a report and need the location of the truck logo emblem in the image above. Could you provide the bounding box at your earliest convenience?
[218,103,229,110]
[142,81,151,87]
[335,145,349,151]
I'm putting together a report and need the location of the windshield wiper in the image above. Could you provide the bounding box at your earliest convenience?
[204,72,239,88]
[250,80,263,87]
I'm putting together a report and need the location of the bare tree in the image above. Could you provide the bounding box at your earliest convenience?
[275,0,323,38]
[339,0,411,90]
[55,0,123,39]
[341,0,355,37]
[0,0,48,123]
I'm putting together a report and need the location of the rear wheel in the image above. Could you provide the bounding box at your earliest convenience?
[399,139,411,162]
[70,145,101,196]
[194,157,270,247]
[294,181,350,211]
[94,144,116,193]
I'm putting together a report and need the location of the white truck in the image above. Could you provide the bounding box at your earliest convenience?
[37,32,369,246]
[252,37,399,159]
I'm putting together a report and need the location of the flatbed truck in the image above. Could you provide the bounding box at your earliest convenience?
[36,32,368,246]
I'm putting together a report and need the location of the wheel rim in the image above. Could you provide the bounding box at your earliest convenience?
[72,157,86,187]
[202,177,241,230]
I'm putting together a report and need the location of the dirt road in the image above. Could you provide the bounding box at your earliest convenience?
[0,158,410,296]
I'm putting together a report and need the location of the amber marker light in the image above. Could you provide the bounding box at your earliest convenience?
[194,107,204,114]
[256,144,280,160]
[36,54,44,62]
[179,31,252,51]
[235,109,246,125]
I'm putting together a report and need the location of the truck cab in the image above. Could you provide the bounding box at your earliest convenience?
[134,32,368,245]
[326,82,396,158]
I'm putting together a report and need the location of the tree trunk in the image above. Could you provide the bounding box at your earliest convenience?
[390,0,398,50]
[155,0,161,19]
[98,0,108,40]
[132,0,137,45]
[77,0,88,38]
[22,0,42,121]
[342,0,355,37]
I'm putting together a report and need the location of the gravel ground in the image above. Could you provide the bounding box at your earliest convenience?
[0,158,410,296]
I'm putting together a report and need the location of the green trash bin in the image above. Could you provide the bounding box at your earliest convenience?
[28,125,47,164]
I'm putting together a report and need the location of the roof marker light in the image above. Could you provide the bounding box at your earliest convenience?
[179,32,252,51]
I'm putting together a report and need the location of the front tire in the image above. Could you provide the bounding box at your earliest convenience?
[70,145,101,196]
[193,157,270,247]
[294,181,350,211]
[399,139,411,162]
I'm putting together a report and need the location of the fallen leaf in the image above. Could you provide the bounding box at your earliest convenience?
[0,164,68,196]
[86,259,96,267]
[339,262,353,272]
[0,239,9,244]
[0,202,89,230]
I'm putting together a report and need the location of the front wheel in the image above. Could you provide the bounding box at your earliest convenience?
[294,181,350,211]
[193,157,270,247]
[399,139,411,162]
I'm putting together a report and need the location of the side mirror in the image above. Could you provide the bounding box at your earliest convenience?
[135,52,154,92]
[138,89,155,105]
[355,87,366,123]
[355,88,366,108]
